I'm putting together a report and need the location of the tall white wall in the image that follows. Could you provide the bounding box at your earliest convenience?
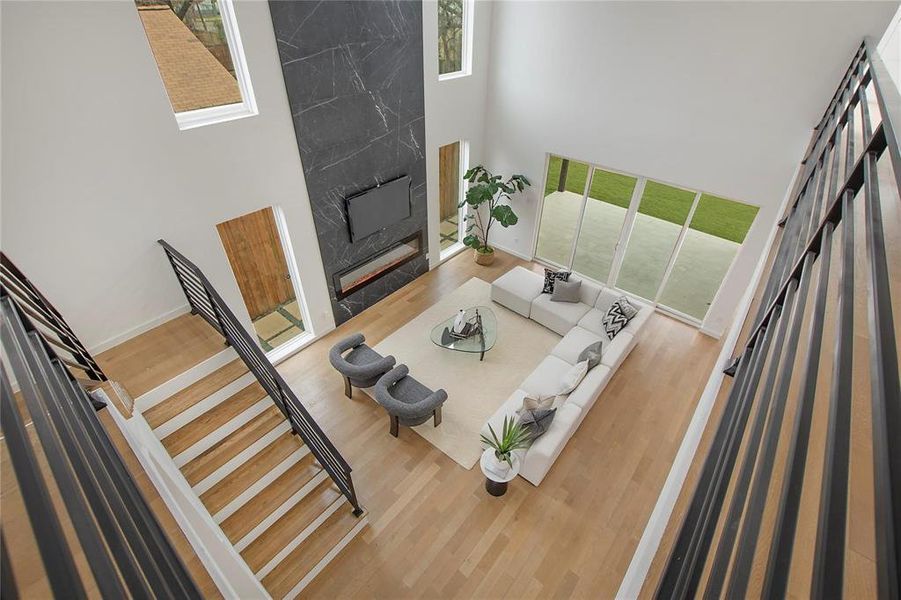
[423,0,493,267]
[0,0,335,352]
[482,1,897,335]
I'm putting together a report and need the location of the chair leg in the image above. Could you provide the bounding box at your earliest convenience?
[389,414,399,438]
[433,406,442,427]
[343,376,352,399]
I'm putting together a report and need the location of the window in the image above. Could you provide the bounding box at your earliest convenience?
[135,0,256,130]
[534,154,759,324]
[438,0,472,78]
[439,140,468,259]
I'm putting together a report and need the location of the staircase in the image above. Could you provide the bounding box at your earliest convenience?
[137,351,367,599]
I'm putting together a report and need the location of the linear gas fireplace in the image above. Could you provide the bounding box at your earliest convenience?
[333,233,422,300]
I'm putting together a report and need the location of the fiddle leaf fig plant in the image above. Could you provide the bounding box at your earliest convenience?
[461,166,531,256]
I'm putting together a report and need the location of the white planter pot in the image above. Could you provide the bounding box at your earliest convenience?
[482,449,512,479]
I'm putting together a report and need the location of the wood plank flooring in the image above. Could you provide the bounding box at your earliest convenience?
[96,312,226,399]
[88,249,722,598]
[267,250,722,598]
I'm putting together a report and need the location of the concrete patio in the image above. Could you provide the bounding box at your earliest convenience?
[535,191,740,320]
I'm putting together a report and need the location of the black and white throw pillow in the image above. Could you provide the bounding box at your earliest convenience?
[542,268,571,294]
[602,297,638,339]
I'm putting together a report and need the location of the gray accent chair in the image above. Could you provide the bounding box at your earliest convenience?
[329,333,396,398]
[374,365,448,437]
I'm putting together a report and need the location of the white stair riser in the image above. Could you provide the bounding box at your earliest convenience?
[192,421,292,495]
[154,372,256,438]
[234,470,329,552]
[213,448,309,523]
[173,398,272,467]
[135,348,237,412]
[254,497,346,580]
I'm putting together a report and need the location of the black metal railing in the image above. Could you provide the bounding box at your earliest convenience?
[0,252,106,382]
[656,39,900,599]
[0,291,201,599]
[158,239,362,516]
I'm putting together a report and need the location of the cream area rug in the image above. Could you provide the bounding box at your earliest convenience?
[365,277,560,469]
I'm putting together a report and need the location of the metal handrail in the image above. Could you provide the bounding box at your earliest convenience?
[1,293,201,598]
[157,240,361,516]
[656,39,900,599]
[0,252,107,382]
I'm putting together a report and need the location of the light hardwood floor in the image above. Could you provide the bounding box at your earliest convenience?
[95,249,722,598]
[269,250,721,598]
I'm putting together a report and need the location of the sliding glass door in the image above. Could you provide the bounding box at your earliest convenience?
[656,194,758,319]
[571,168,637,283]
[534,154,759,324]
[615,181,697,301]
[535,156,590,266]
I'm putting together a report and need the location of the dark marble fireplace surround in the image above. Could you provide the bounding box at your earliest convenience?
[269,0,429,325]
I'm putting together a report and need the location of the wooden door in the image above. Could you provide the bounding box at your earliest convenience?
[216,207,295,320]
[439,141,460,221]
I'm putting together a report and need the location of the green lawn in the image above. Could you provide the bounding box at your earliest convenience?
[543,155,758,243]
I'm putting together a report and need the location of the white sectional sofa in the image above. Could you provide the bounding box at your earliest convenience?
[483,266,652,485]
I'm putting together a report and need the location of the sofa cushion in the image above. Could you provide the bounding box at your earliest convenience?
[602,298,638,339]
[579,305,650,339]
[518,403,582,486]
[578,341,603,370]
[551,326,605,365]
[572,277,603,307]
[558,360,589,395]
[600,331,635,370]
[594,288,622,313]
[565,364,612,411]
[550,279,582,303]
[542,268,571,294]
[520,407,557,440]
[520,355,573,398]
[530,293,592,336]
[490,266,544,318]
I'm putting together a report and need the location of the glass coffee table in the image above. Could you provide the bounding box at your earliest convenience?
[429,306,497,361]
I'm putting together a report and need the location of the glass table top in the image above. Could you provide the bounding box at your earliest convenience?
[429,306,497,354]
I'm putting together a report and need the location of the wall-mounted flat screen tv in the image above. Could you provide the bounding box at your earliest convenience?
[345,175,411,242]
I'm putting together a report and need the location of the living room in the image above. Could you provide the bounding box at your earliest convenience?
[2,1,900,599]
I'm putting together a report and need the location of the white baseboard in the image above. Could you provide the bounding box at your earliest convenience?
[488,242,533,262]
[699,325,724,339]
[89,303,191,355]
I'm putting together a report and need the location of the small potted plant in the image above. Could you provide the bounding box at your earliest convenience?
[480,415,531,477]
[461,166,531,266]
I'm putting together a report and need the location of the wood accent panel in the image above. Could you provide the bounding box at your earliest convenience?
[144,359,247,429]
[439,141,460,222]
[160,381,266,456]
[216,207,295,320]
[181,405,285,486]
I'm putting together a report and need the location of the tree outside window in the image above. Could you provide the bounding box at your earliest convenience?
[438,0,464,76]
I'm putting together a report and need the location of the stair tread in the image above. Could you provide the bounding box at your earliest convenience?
[199,431,303,514]
[181,405,285,486]
[143,359,246,429]
[220,453,322,543]
[161,381,267,456]
[241,478,343,572]
[261,501,362,598]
